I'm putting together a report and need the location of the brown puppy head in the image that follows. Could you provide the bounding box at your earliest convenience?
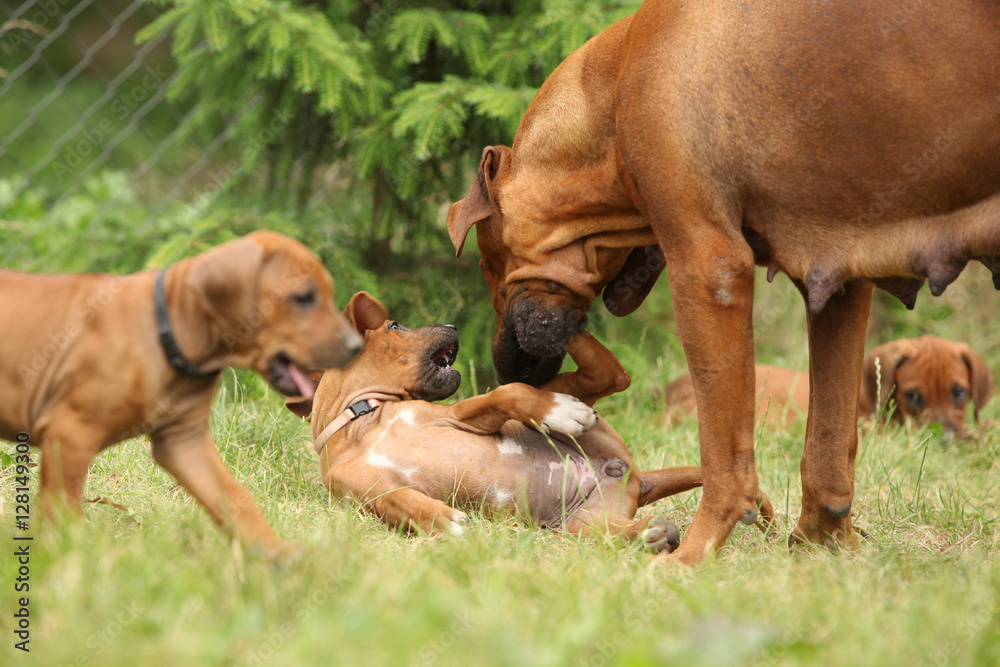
[448,146,657,386]
[860,336,995,438]
[291,292,462,417]
[185,230,363,398]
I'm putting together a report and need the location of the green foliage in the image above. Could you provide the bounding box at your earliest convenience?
[0,173,185,273]
[136,0,643,250]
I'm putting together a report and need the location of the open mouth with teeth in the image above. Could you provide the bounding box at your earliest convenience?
[430,341,459,372]
[268,352,317,399]
[416,330,462,400]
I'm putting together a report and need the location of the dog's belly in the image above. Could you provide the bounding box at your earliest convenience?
[474,424,605,528]
[631,0,1000,310]
[366,421,618,528]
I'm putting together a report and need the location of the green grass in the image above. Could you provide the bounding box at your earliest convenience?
[3,292,1000,666]
[1,258,999,666]
[5,19,999,663]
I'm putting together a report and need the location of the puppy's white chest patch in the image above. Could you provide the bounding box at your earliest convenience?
[391,407,417,426]
[366,451,395,468]
[366,450,416,478]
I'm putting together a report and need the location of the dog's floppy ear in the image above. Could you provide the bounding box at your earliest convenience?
[960,345,995,421]
[448,145,511,257]
[285,369,325,420]
[185,237,265,340]
[344,291,389,332]
[602,245,666,316]
[859,340,915,419]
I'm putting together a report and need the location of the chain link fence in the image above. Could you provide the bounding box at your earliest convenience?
[0,0,294,233]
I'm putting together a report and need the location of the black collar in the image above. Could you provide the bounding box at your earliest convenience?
[155,270,219,379]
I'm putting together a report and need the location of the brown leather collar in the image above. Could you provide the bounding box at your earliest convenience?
[314,391,403,455]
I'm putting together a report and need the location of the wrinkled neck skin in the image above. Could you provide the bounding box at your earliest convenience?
[498,15,655,304]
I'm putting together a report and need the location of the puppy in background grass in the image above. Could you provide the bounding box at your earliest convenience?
[664,335,994,440]
[859,336,994,440]
[0,230,362,558]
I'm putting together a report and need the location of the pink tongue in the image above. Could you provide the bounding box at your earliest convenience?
[287,362,316,400]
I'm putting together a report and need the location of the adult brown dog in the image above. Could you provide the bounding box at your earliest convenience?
[448,1,1000,562]
[287,293,705,548]
[860,336,995,439]
[0,231,363,558]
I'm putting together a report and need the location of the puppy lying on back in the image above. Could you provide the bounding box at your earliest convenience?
[664,335,994,439]
[0,231,363,558]
[288,293,719,551]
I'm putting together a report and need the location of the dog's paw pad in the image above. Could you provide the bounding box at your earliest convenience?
[640,517,681,553]
[446,512,470,537]
[540,394,599,436]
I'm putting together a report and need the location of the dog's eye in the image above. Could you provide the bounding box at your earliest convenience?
[903,389,924,409]
[952,386,969,404]
[388,321,402,330]
[292,291,317,308]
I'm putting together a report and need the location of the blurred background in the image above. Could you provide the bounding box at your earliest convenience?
[2,0,997,400]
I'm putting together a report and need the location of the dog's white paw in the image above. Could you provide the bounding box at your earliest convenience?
[446,512,469,537]
[539,393,598,437]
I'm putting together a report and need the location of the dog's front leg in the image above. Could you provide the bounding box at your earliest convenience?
[659,234,766,565]
[791,279,872,549]
[539,331,631,406]
[150,427,287,559]
[444,383,597,435]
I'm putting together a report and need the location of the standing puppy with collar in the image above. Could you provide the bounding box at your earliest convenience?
[0,231,363,558]
[288,292,709,548]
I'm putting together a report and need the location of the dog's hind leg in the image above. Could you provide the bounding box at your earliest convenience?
[562,468,681,553]
[36,415,106,520]
[636,467,773,534]
[791,279,873,549]
[563,510,681,554]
